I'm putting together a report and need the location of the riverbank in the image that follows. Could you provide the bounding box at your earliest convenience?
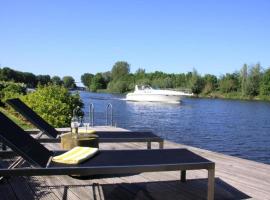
[199,91,270,101]
[95,88,270,102]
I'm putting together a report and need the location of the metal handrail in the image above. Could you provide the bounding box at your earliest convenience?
[106,103,113,126]
[89,103,94,127]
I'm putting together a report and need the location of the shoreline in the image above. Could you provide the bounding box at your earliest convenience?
[82,89,270,102]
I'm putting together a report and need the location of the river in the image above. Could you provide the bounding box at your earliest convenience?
[79,91,270,164]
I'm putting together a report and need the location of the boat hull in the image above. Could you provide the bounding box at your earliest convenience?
[126,93,182,103]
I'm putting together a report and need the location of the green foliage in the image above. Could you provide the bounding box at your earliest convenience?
[190,70,204,94]
[81,73,94,89]
[90,73,106,92]
[246,63,262,96]
[0,81,26,103]
[111,61,130,80]
[0,67,38,87]
[240,64,248,96]
[36,75,51,85]
[62,76,76,89]
[21,84,83,127]
[108,80,129,93]
[260,68,270,96]
[51,76,63,85]
[2,61,270,101]
[107,74,134,93]
[101,71,111,85]
[202,74,217,94]
[219,73,239,93]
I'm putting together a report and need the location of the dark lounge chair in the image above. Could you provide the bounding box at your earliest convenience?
[6,98,163,149]
[0,111,215,200]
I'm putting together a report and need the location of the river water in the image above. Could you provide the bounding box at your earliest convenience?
[79,91,270,164]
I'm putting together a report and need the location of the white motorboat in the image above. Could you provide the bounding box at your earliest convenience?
[126,85,193,103]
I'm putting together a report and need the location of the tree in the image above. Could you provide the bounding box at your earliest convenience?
[22,72,37,87]
[36,75,51,85]
[219,73,239,93]
[203,74,218,94]
[260,68,270,96]
[111,61,130,80]
[81,73,94,89]
[62,76,76,89]
[51,76,63,85]
[240,64,248,96]
[90,73,106,92]
[246,63,262,96]
[190,69,204,94]
[101,71,111,86]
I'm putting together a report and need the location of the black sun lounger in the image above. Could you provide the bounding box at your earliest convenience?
[0,111,215,200]
[6,98,163,149]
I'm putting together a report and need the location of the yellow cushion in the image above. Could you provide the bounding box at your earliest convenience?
[78,129,96,134]
[52,146,98,164]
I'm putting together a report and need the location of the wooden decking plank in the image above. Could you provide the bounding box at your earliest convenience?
[1,126,270,199]
[24,176,60,200]
[7,176,38,200]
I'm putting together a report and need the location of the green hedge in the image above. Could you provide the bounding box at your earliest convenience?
[0,81,26,105]
[21,84,83,127]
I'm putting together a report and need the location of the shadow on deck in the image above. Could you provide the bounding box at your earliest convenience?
[5,176,250,200]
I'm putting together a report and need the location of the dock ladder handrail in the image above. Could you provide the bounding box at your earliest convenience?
[106,103,113,126]
[89,103,94,127]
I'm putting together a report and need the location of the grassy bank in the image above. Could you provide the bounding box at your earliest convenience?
[199,91,270,101]
[0,107,33,129]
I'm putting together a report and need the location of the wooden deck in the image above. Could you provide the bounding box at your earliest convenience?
[1,126,270,200]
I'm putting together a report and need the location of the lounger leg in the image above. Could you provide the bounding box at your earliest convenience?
[180,170,186,182]
[207,168,215,200]
[159,141,164,149]
[2,144,6,151]
[1,139,6,151]
[147,142,151,149]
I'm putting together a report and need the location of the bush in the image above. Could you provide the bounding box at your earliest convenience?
[0,81,26,104]
[21,84,83,127]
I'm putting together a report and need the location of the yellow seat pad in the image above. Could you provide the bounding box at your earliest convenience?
[78,129,96,134]
[52,146,99,164]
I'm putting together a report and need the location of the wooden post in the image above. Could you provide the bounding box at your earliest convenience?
[181,170,186,182]
[207,168,215,200]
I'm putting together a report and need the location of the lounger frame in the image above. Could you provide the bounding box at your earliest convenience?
[6,98,164,149]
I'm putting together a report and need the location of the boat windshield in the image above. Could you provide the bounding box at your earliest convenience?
[137,85,152,90]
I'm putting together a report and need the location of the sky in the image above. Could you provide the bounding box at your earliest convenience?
[0,0,270,83]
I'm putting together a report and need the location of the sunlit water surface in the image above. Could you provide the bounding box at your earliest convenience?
[79,91,270,164]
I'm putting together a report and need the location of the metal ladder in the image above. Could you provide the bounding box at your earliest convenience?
[106,103,113,126]
[89,103,94,126]
[89,102,114,127]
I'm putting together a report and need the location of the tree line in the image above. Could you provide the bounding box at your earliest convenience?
[80,61,270,99]
[0,67,76,89]
[1,61,270,99]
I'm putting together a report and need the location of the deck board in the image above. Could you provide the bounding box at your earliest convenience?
[1,126,270,199]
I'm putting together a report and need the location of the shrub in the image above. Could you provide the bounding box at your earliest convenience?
[0,81,26,104]
[21,84,83,127]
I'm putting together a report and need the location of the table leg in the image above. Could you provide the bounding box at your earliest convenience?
[181,170,186,182]
[159,141,164,149]
[207,168,215,200]
[147,142,151,149]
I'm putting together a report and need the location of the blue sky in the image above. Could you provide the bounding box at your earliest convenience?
[0,0,270,83]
